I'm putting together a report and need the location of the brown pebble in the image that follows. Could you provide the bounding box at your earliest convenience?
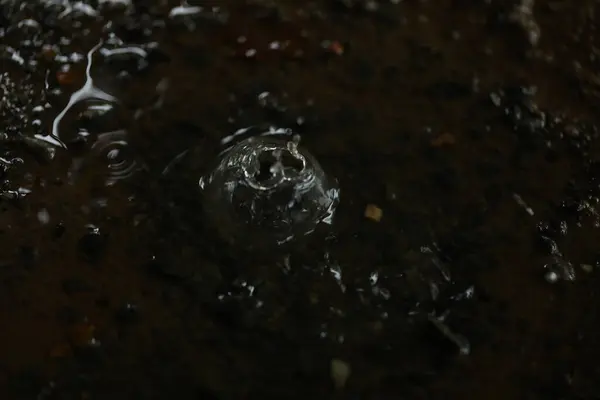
[364,204,383,222]
[56,68,78,85]
[329,40,344,55]
[40,45,56,62]
[430,132,456,147]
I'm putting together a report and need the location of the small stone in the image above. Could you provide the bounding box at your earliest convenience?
[330,358,351,389]
[364,204,382,222]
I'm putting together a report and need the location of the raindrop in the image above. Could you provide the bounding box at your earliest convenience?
[199,134,340,247]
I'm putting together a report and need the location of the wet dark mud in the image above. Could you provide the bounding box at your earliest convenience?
[2,0,600,399]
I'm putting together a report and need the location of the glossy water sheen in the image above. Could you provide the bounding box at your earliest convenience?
[1,0,600,399]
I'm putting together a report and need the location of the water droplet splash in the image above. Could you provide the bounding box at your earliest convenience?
[199,134,339,246]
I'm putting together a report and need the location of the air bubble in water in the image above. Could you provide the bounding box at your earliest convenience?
[199,135,339,246]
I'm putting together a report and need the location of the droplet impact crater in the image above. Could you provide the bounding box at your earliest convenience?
[199,135,339,246]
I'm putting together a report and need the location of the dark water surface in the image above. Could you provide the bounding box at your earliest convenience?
[2,0,600,398]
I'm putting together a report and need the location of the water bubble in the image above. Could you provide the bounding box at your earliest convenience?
[199,135,339,246]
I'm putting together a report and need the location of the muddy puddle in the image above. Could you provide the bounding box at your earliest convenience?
[2,0,600,399]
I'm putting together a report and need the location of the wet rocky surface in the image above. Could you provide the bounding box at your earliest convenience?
[2,0,600,398]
